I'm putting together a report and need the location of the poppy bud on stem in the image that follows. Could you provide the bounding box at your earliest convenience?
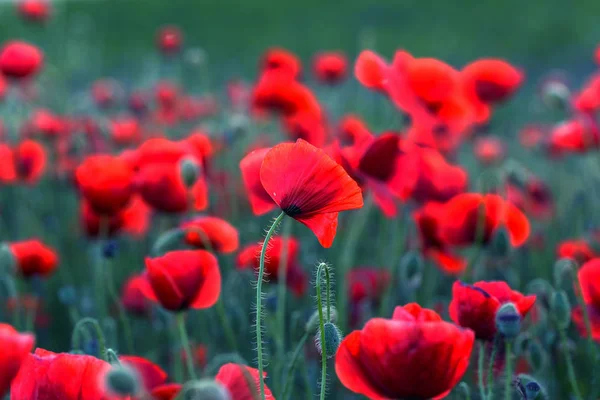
[315,262,336,400]
[255,211,286,400]
[71,317,107,360]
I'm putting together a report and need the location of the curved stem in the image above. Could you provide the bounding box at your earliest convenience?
[316,263,330,400]
[177,313,197,380]
[71,317,107,360]
[487,336,499,399]
[503,341,513,400]
[256,211,286,400]
[478,341,487,400]
[282,332,309,400]
[559,328,583,400]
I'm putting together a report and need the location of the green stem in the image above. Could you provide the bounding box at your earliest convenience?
[256,211,286,400]
[282,332,309,400]
[487,337,499,399]
[316,263,330,400]
[94,217,109,321]
[478,341,487,400]
[105,348,121,365]
[215,298,238,352]
[503,341,513,400]
[275,217,293,392]
[71,317,107,360]
[177,313,197,380]
[558,329,583,400]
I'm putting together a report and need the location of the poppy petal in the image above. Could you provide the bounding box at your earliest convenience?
[296,212,339,248]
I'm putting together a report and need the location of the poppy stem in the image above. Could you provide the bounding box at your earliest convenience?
[275,216,293,391]
[94,218,110,322]
[256,211,286,400]
[486,336,499,399]
[71,317,107,360]
[558,328,583,400]
[176,312,197,380]
[316,262,330,400]
[282,331,309,400]
[478,341,487,400]
[503,340,513,400]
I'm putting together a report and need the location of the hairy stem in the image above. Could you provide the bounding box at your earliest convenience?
[487,336,499,399]
[316,263,331,400]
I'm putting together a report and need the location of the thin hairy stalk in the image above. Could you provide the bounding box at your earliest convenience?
[176,313,197,380]
[487,336,499,399]
[256,211,286,400]
[71,317,107,360]
[316,263,331,400]
[282,331,309,400]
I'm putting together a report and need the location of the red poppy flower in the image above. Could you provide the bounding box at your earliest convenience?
[76,155,135,216]
[119,355,167,393]
[157,26,182,55]
[474,136,506,165]
[82,196,150,238]
[449,280,536,341]
[313,52,348,84]
[259,139,363,247]
[239,147,277,216]
[121,274,151,316]
[181,216,239,254]
[557,239,597,265]
[348,267,391,305]
[135,137,190,167]
[336,303,474,400]
[17,0,50,22]
[0,75,6,100]
[0,41,43,79]
[129,91,148,114]
[13,139,46,184]
[155,81,179,109]
[215,363,275,400]
[0,143,16,183]
[282,111,327,148]
[252,72,322,118]
[337,115,373,147]
[9,240,58,278]
[573,259,600,341]
[91,79,118,108]
[261,48,301,79]
[140,250,221,312]
[28,109,66,138]
[0,324,34,396]
[548,118,600,155]
[10,349,111,400]
[519,125,546,148]
[184,131,214,166]
[110,117,141,146]
[151,383,181,400]
[237,236,306,296]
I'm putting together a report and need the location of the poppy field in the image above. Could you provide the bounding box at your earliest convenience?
[2,1,600,399]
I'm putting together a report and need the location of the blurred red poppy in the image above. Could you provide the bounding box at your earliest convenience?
[140,250,221,311]
[348,267,391,305]
[337,115,373,147]
[82,195,150,238]
[252,72,322,118]
[519,125,546,149]
[449,280,536,340]
[181,216,239,254]
[215,363,275,400]
[573,259,600,341]
[76,155,135,216]
[9,239,58,278]
[237,236,306,296]
[557,239,597,265]
[474,136,506,165]
[336,303,474,399]
[0,143,16,182]
[548,118,600,155]
[260,139,363,247]
[13,139,46,184]
[151,383,181,400]
[91,79,118,108]
[0,41,43,79]
[120,355,167,393]
[282,111,327,148]
[157,26,182,55]
[110,117,142,146]
[0,324,34,397]
[261,48,301,79]
[10,349,111,400]
[129,91,149,114]
[155,81,179,109]
[313,52,348,84]
[240,147,277,216]
[121,274,151,316]
[28,109,66,139]
[17,0,50,22]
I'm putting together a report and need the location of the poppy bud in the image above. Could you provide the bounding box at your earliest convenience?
[399,250,423,289]
[305,306,338,334]
[495,302,521,339]
[106,364,140,397]
[457,382,470,399]
[550,290,571,330]
[525,278,553,303]
[541,80,570,111]
[179,379,231,400]
[315,321,342,359]
[179,156,200,189]
[553,258,576,290]
[526,339,548,372]
[517,374,545,400]
[0,243,16,273]
[490,226,511,258]
[514,332,532,356]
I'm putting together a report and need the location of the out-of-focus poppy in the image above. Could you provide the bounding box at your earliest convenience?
[282,110,327,148]
[548,118,600,156]
[121,274,151,316]
[474,136,506,165]
[10,349,111,400]
[13,140,46,184]
[179,95,219,122]
[82,195,150,238]
[129,91,149,115]
[519,124,546,149]
[0,143,16,182]
[76,155,135,216]
[215,363,275,400]
[572,74,600,115]
[119,355,167,393]
[181,216,239,254]
[237,236,306,296]
[336,303,474,399]
[0,76,6,100]
[252,72,322,118]
[155,81,179,109]
[510,178,554,220]
[260,48,301,79]
[135,137,189,167]
[140,250,221,312]
[573,259,600,341]
[28,109,65,139]
[157,26,182,55]
[259,139,363,247]
[239,147,277,216]
[151,383,181,400]
[449,280,536,341]
[348,267,391,305]
[9,239,58,278]
[17,0,50,22]
[110,117,142,146]
[180,343,207,370]
[184,131,213,169]
[91,79,119,109]
[313,52,348,84]
[0,323,34,397]
[337,115,373,147]
[557,239,598,265]
[0,41,43,79]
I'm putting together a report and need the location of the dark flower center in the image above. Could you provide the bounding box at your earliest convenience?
[283,204,302,217]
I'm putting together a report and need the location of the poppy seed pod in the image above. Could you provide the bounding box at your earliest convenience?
[105,365,140,397]
[399,250,423,289]
[179,379,231,400]
[180,156,200,189]
[316,322,343,359]
[305,306,338,334]
[495,302,521,339]
[526,339,548,372]
[550,290,571,330]
[516,374,545,400]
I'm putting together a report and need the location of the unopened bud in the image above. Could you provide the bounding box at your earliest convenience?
[526,339,548,372]
[179,157,200,188]
[542,80,570,111]
[305,306,337,334]
[553,258,576,290]
[180,379,231,400]
[517,374,545,400]
[315,322,342,359]
[490,226,511,258]
[105,365,140,397]
[550,290,571,330]
[526,279,553,303]
[399,251,423,289]
[495,302,521,339]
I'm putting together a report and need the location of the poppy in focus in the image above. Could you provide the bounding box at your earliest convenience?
[240,147,277,216]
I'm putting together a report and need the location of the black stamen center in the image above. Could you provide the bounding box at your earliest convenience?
[283,204,303,217]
